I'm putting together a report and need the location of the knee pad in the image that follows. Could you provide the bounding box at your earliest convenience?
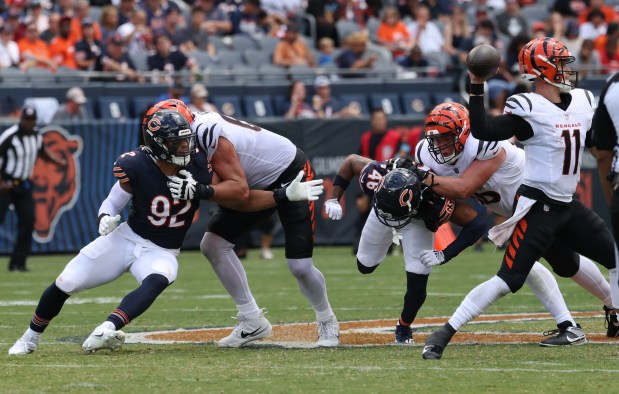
[287,258,313,278]
[357,259,378,274]
[201,232,234,263]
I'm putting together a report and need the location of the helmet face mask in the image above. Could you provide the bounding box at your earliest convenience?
[425,103,470,165]
[373,168,423,229]
[519,37,578,93]
[143,109,196,166]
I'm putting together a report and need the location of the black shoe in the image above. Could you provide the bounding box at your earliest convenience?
[604,306,619,338]
[8,265,16,272]
[394,323,413,344]
[15,266,30,272]
[540,321,586,346]
[422,344,444,360]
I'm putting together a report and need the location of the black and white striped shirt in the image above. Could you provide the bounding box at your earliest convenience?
[592,72,619,175]
[0,125,42,181]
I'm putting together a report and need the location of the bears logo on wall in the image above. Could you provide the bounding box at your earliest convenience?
[31,126,83,243]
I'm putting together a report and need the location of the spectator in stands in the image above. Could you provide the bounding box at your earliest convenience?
[577,0,618,26]
[116,9,152,53]
[147,33,198,78]
[406,4,445,57]
[598,22,619,74]
[579,8,607,41]
[311,75,359,118]
[442,5,471,65]
[52,87,89,122]
[40,13,60,43]
[336,31,377,78]
[317,37,335,66]
[51,0,75,17]
[24,0,48,33]
[283,80,317,119]
[143,0,166,32]
[396,45,437,77]
[457,19,500,65]
[74,18,103,71]
[5,9,24,42]
[182,7,216,55]
[100,5,120,44]
[305,0,339,46]
[158,7,188,47]
[97,34,142,82]
[573,38,602,78]
[17,22,55,71]
[376,6,412,59]
[231,0,268,41]
[273,23,315,68]
[155,79,189,103]
[495,0,528,38]
[50,16,76,70]
[0,27,20,69]
[197,0,233,36]
[118,0,137,26]
[70,0,103,44]
[188,83,217,113]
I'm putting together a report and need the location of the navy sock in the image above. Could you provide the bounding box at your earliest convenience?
[400,272,429,325]
[106,274,169,330]
[30,283,70,333]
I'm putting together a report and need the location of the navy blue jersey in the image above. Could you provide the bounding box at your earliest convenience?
[361,158,454,232]
[113,147,212,249]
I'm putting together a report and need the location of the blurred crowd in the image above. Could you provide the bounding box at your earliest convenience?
[0,0,617,82]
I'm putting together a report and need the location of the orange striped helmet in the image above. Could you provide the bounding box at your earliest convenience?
[519,37,577,92]
[143,99,194,130]
[425,102,470,164]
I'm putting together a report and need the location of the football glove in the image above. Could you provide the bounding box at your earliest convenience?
[325,198,343,220]
[419,249,446,268]
[98,214,121,236]
[168,169,197,200]
[284,170,324,202]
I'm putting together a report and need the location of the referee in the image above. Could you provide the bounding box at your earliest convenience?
[0,105,66,272]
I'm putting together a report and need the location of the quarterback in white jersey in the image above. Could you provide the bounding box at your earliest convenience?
[150,100,340,348]
[423,37,619,360]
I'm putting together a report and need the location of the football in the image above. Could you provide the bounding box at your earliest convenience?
[466,44,501,79]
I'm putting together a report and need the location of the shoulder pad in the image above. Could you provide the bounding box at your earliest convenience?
[504,93,533,117]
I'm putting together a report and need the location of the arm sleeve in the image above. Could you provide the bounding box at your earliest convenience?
[442,213,488,262]
[98,181,132,217]
[469,95,534,141]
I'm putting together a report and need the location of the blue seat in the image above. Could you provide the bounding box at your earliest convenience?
[370,93,402,115]
[212,95,243,117]
[132,96,156,118]
[272,95,289,116]
[432,92,461,106]
[401,92,432,115]
[243,95,274,118]
[339,94,370,116]
[97,96,130,120]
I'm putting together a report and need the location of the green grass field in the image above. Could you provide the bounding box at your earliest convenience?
[1,245,617,393]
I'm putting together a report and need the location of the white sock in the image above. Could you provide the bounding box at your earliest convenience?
[238,301,262,319]
[288,258,334,322]
[570,255,613,308]
[98,321,116,331]
[24,328,41,344]
[609,268,619,309]
[448,276,510,331]
[526,262,574,325]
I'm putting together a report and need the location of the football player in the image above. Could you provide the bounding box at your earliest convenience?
[155,100,340,348]
[423,37,619,360]
[325,154,487,343]
[417,102,617,343]
[8,110,320,355]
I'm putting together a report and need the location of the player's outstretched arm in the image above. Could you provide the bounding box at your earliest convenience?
[208,138,250,206]
[427,149,505,199]
[324,154,372,220]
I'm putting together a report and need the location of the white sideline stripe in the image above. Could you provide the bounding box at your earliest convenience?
[0,294,229,307]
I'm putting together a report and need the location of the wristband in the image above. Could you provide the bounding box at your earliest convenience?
[196,184,215,200]
[333,174,350,190]
[273,188,288,205]
[469,83,484,95]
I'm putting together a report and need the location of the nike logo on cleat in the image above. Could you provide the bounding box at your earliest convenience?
[240,328,262,338]
[422,345,434,353]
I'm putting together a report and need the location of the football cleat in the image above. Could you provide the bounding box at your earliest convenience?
[317,315,340,347]
[604,306,619,338]
[8,338,37,355]
[218,311,272,348]
[539,322,586,346]
[394,322,413,344]
[422,344,444,360]
[82,327,126,353]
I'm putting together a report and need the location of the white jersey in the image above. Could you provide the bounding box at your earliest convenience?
[192,112,297,189]
[416,134,525,217]
[503,89,595,203]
